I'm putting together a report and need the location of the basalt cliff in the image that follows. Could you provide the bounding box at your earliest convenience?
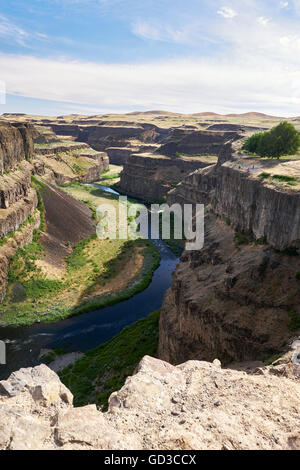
[0,123,41,302]
[118,130,236,201]
[159,139,300,365]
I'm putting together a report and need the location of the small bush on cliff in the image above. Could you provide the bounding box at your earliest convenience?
[243,122,300,158]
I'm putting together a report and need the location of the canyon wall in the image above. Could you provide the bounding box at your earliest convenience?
[159,140,300,365]
[34,137,109,185]
[0,123,41,303]
[168,144,300,250]
[48,122,167,152]
[159,130,239,157]
[0,122,34,174]
[118,131,237,201]
[119,153,215,201]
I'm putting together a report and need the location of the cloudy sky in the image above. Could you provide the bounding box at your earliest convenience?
[0,0,299,116]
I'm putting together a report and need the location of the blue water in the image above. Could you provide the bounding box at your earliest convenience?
[0,186,179,379]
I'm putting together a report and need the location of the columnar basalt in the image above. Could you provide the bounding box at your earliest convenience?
[0,123,40,303]
[0,122,34,174]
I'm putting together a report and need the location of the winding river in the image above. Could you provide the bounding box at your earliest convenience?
[0,185,179,379]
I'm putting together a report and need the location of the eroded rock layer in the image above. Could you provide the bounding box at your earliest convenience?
[119,153,216,201]
[0,122,34,173]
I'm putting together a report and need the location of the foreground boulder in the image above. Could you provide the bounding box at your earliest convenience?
[0,357,299,450]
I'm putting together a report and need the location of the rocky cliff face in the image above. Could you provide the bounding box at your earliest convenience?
[0,122,34,174]
[0,356,299,450]
[0,123,40,302]
[168,142,300,250]
[159,130,240,157]
[48,122,166,152]
[34,139,109,185]
[119,153,217,201]
[160,139,300,365]
[159,213,300,364]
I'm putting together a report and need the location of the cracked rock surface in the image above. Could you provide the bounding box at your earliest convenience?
[0,357,299,450]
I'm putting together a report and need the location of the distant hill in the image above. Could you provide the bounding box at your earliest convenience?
[225,112,281,119]
[126,110,180,116]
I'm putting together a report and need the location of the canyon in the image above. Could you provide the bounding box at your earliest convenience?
[0,110,299,450]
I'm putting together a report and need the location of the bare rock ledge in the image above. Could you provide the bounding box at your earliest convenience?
[0,356,299,450]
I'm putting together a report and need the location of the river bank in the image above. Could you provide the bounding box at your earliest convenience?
[0,182,179,379]
[0,182,161,326]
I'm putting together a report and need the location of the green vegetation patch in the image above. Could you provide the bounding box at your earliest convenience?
[234,231,251,246]
[259,172,298,187]
[243,122,300,158]
[59,310,160,409]
[1,182,161,326]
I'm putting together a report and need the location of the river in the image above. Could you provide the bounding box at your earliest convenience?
[0,185,179,379]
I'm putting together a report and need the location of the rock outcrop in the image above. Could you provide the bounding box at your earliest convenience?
[159,130,240,157]
[47,122,166,152]
[0,356,299,450]
[119,153,217,201]
[0,122,34,174]
[0,161,32,209]
[106,144,159,165]
[35,142,109,185]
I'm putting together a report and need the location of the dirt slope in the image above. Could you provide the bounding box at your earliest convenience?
[40,184,95,271]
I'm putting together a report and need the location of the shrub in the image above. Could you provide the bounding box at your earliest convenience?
[242,122,300,158]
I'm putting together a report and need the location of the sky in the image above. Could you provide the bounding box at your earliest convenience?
[0,0,299,116]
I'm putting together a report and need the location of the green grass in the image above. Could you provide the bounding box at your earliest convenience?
[259,172,298,186]
[1,181,164,326]
[69,239,161,316]
[259,172,271,181]
[101,173,121,181]
[234,231,250,246]
[59,310,160,409]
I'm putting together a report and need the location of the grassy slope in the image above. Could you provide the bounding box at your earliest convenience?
[1,182,161,326]
[59,310,160,409]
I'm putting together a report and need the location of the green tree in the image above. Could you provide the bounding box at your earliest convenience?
[242,122,300,158]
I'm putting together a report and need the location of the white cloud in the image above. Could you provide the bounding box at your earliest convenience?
[0,14,48,47]
[0,14,28,46]
[257,16,270,26]
[280,1,289,8]
[217,6,238,19]
[0,53,300,116]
